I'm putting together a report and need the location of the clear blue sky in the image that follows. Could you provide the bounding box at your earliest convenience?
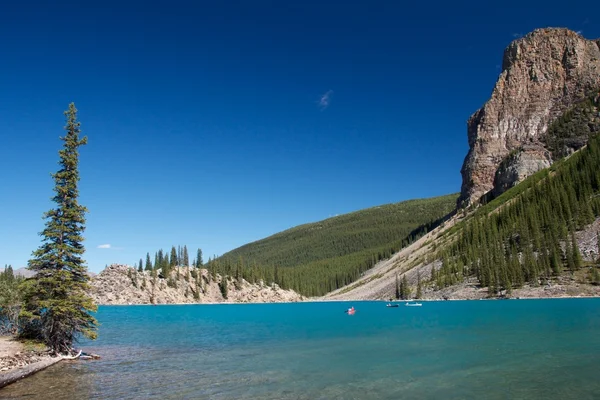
[1,1,598,273]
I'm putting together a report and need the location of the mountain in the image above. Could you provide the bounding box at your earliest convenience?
[459,28,600,207]
[86,28,600,302]
[214,194,458,296]
[14,267,96,279]
[328,129,600,300]
[326,28,600,300]
[13,268,35,278]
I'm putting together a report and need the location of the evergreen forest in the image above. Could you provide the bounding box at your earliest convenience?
[434,97,600,294]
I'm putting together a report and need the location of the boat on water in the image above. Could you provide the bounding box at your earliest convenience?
[386,303,399,308]
[405,302,422,307]
[345,306,356,315]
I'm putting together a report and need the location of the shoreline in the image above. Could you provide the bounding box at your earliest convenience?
[0,337,60,390]
[93,294,600,307]
[0,357,62,389]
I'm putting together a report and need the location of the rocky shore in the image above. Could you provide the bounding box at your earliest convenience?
[89,264,305,305]
[0,338,61,389]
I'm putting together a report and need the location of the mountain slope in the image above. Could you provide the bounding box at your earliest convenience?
[328,105,600,300]
[213,194,458,296]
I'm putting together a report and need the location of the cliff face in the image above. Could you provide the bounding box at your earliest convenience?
[459,28,600,207]
[89,264,304,305]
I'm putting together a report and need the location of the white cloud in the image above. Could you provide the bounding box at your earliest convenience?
[512,33,523,38]
[97,244,111,249]
[318,90,333,110]
[576,30,583,35]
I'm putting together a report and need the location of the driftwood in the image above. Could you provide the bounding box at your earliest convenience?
[60,350,82,360]
[0,357,62,389]
[0,348,101,389]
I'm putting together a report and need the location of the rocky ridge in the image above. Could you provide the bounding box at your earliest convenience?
[89,264,304,305]
[459,28,600,207]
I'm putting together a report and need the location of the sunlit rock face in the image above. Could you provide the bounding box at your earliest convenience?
[459,28,600,207]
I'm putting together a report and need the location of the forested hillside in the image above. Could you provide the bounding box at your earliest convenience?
[210,194,457,296]
[434,126,600,294]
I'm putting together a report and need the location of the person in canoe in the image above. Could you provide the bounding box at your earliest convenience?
[345,306,356,315]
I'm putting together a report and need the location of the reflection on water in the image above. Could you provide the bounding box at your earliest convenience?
[1,300,600,399]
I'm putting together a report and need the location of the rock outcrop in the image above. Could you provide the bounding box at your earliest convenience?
[89,264,305,305]
[459,28,600,207]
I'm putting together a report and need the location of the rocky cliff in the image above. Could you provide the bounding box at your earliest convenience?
[89,264,305,305]
[459,28,600,207]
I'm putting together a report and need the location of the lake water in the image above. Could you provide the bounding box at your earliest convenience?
[1,299,600,399]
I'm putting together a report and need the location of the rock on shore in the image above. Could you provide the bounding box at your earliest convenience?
[89,264,305,305]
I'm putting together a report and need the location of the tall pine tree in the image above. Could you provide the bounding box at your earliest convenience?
[196,248,203,268]
[20,103,98,354]
[145,252,152,271]
[183,245,189,267]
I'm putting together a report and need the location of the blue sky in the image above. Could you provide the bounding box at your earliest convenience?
[1,1,598,273]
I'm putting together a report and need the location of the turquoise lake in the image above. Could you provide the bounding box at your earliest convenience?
[2,299,600,399]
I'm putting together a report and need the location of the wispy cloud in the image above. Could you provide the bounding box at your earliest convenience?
[583,18,589,25]
[97,244,111,249]
[512,33,523,38]
[576,30,583,35]
[318,90,333,110]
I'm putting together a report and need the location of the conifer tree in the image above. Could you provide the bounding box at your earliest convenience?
[597,232,600,262]
[416,271,423,299]
[183,245,189,267]
[591,268,600,285]
[1,265,22,335]
[219,277,228,299]
[138,258,143,272]
[572,233,582,270]
[4,265,14,282]
[196,248,203,268]
[145,253,152,271]
[20,103,97,354]
[395,273,400,300]
[170,246,177,267]
[402,275,411,299]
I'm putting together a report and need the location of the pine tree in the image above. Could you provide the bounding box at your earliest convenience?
[170,246,177,267]
[145,253,152,271]
[0,265,22,335]
[183,245,189,267]
[4,265,14,282]
[138,258,143,272]
[591,268,600,285]
[416,271,423,299]
[402,275,411,300]
[597,232,600,262]
[395,273,400,300]
[20,103,98,354]
[196,248,203,268]
[219,277,228,299]
[572,233,582,270]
